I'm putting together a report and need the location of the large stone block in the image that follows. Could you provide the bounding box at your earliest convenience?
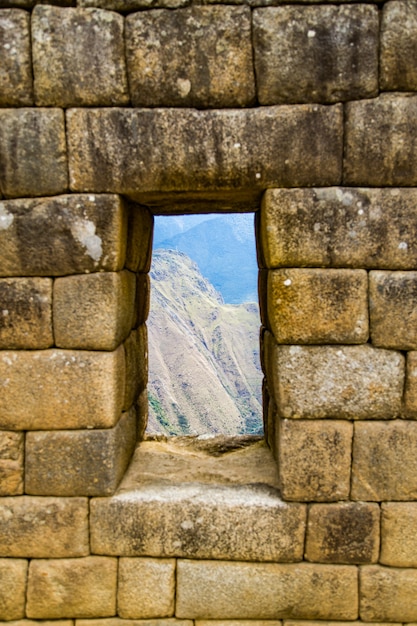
[270,344,404,420]
[25,407,136,496]
[126,205,154,273]
[176,560,358,620]
[370,271,417,350]
[0,9,33,105]
[118,558,175,618]
[0,558,27,620]
[27,557,117,619]
[279,419,352,502]
[260,187,417,270]
[32,6,128,106]
[380,1,417,91]
[0,194,127,277]
[0,496,89,558]
[0,430,23,495]
[79,0,187,7]
[267,268,368,344]
[54,271,136,351]
[305,503,380,564]
[0,278,52,349]
[126,7,255,108]
[344,94,417,186]
[352,421,417,501]
[0,108,67,198]
[360,566,417,622]
[123,327,147,411]
[253,5,378,104]
[0,347,125,430]
[405,352,417,417]
[67,105,342,196]
[78,621,192,626]
[381,503,417,567]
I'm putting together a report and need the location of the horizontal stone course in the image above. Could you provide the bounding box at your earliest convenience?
[0,430,23,496]
[0,194,128,276]
[381,503,417,567]
[67,105,342,196]
[360,566,417,622]
[176,560,358,620]
[0,9,33,106]
[260,187,417,269]
[0,558,28,620]
[118,558,176,618]
[380,0,417,91]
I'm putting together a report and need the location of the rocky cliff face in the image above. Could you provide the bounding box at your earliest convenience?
[147,249,262,435]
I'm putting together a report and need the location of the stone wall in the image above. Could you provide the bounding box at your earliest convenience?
[1,0,417,622]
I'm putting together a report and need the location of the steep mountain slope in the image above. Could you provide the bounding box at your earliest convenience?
[147,249,262,436]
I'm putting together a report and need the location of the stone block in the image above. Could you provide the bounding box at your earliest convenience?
[78,621,192,626]
[360,566,417,622]
[27,557,117,619]
[381,503,417,567]
[0,496,89,558]
[380,1,417,91]
[198,623,281,626]
[54,271,136,351]
[0,9,33,105]
[0,431,23,495]
[118,558,175,618]
[126,7,255,108]
[344,94,417,186]
[0,347,125,430]
[135,273,150,327]
[32,6,128,107]
[8,622,73,626]
[305,502,380,564]
[405,352,417,418]
[0,277,53,349]
[260,187,417,270]
[0,194,127,277]
[271,344,404,420]
[25,407,136,496]
[79,0,188,8]
[123,327,147,412]
[267,268,368,344]
[126,205,154,273]
[286,623,396,626]
[0,558,27,620]
[352,420,417,501]
[253,5,378,104]
[176,560,358,620]
[0,108,67,198]
[136,389,148,441]
[67,105,342,195]
[370,271,417,350]
[279,419,352,502]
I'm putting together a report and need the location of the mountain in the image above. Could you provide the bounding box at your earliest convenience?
[147,249,263,436]
[153,213,258,304]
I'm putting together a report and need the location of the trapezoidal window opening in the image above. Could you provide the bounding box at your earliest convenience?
[146,212,263,437]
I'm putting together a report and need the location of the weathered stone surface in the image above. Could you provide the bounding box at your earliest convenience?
[198,623,282,626]
[0,496,88,558]
[118,558,175,618]
[305,503,380,564]
[79,0,187,7]
[344,94,417,186]
[361,566,417,622]
[253,5,378,104]
[54,271,135,351]
[380,1,417,91]
[352,421,417,501]
[0,431,23,495]
[176,561,358,620]
[126,205,154,273]
[25,407,136,496]
[267,269,368,344]
[7,622,73,626]
[405,352,417,417]
[0,347,125,430]
[0,558,27,620]
[78,621,192,626]
[381,503,417,567]
[32,6,128,107]
[135,273,151,327]
[0,9,33,105]
[0,278,52,349]
[279,419,352,502]
[0,194,127,277]
[286,623,396,626]
[123,327,147,411]
[1,0,75,5]
[270,344,404,420]
[370,271,417,350]
[126,7,254,108]
[27,557,117,618]
[260,187,417,270]
[67,106,342,195]
[0,108,67,198]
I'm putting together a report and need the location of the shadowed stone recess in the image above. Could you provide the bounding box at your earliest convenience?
[0,9,33,106]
